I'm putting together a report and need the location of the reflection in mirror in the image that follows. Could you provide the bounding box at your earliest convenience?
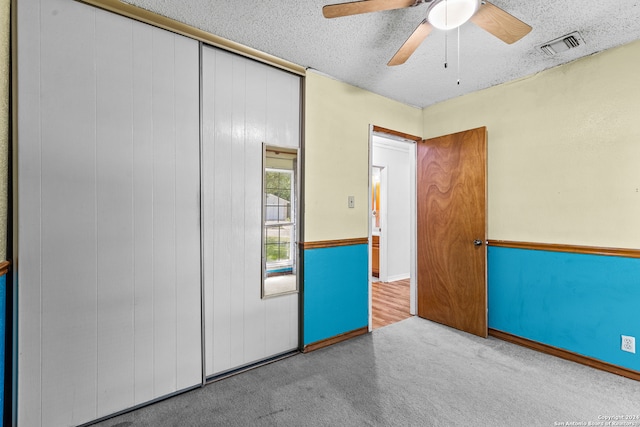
[262,145,298,298]
[372,166,382,233]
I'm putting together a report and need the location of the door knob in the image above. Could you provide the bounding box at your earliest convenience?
[473,239,483,246]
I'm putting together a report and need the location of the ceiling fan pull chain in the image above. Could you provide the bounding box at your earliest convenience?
[444,0,448,68]
[457,26,460,85]
[444,31,448,68]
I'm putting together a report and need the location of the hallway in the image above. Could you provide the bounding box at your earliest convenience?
[371,279,412,329]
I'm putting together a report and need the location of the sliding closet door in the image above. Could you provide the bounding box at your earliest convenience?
[17,1,201,426]
[201,46,300,376]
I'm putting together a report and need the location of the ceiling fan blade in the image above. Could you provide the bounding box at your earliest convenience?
[469,1,532,44]
[387,19,433,66]
[323,0,416,19]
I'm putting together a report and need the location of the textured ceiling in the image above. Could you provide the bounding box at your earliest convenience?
[124,0,640,108]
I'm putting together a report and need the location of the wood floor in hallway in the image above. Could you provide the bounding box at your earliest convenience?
[372,278,412,329]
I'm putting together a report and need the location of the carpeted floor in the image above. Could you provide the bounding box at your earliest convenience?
[93,317,640,426]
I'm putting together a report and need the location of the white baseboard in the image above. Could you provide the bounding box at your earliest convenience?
[386,273,410,283]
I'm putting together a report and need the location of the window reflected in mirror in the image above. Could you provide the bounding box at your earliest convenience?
[262,145,298,298]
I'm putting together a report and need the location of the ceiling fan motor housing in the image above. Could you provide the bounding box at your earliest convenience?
[427,0,480,30]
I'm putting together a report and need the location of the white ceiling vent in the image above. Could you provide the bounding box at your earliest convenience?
[539,31,585,56]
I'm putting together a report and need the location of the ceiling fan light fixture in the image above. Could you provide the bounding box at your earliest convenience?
[427,0,478,30]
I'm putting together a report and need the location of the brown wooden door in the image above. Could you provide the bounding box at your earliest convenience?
[417,127,487,337]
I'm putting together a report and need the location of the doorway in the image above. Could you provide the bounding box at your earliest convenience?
[368,126,488,337]
[369,126,420,330]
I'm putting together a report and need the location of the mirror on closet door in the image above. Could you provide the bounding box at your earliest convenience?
[262,144,299,298]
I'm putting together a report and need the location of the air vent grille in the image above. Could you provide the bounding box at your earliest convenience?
[539,31,584,56]
[564,35,580,48]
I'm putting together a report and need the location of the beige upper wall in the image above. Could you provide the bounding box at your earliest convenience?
[1,0,9,261]
[304,71,422,242]
[423,39,640,249]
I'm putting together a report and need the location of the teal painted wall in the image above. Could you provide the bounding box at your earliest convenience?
[488,246,640,372]
[303,244,368,345]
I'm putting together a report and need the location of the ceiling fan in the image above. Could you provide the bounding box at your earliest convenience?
[323,0,532,66]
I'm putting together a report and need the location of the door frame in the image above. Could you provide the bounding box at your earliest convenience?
[368,125,421,331]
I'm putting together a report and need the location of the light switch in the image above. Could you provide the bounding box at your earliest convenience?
[348,196,355,208]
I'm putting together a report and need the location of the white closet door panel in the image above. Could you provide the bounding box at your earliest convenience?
[244,61,268,145]
[274,295,299,347]
[174,35,202,389]
[228,57,248,370]
[210,50,234,375]
[18,1,202,424]
[39,1,98,425]
[289,295,299,349]
[265,295,297,355]
[151,28,179,396]
[131,23,156,406]
[202,49,216,376]
[16,0,43,424]
[202,45,300,377]
[263,70,300,356]
[242,61,268,362]
[95,11,136,417]
[265,69,299,149]
[291,295,299,348]
[289,74,301,151]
